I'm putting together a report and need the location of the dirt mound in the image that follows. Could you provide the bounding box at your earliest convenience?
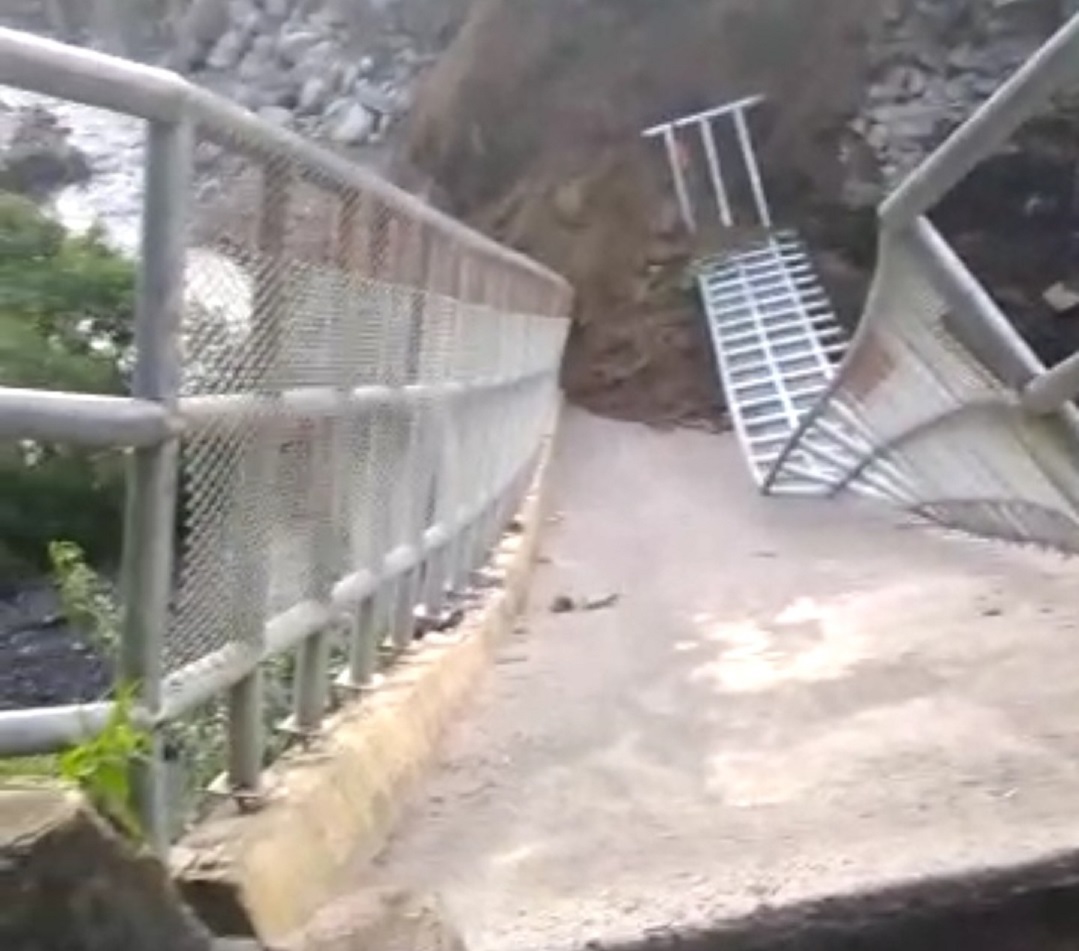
[402,0,883,426]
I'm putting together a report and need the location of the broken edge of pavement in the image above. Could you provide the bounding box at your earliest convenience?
[590,848,1079,951]
[171,416,561,946]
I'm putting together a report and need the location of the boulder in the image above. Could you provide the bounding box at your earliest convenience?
[172,0,230,70]
[352,80,396,117]
[298,75,332,114]
[207,29,250,71]
[330,102,374,145]
[237,46,276,83]
[0,106,91,199]
[264,0,292,19]
[1044,282,1079,315]
[276,29,322,65]
[0,788,214,951]
[228,0,259,27]
[293,39,341,81]
[257,106,293,127]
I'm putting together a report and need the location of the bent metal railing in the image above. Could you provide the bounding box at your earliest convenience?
[762,12,1079,551]
[0,28,571,848]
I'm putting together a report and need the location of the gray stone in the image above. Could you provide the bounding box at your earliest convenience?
[264,0,291,18]
[865,123,890,150]
[207,28,249,71]
[235,8,263,38]
[323,96,350,121]
[1044,282,1079,314]
[0,105,91,199]
[948,43,981,72]
[293,39,340,80]
[250,33,276,59]
[276,28,321,64]
[237,46,276,84]
[330,102,374,145]
[0,788,213,951]
[172,0,230,69]
[298,75,331,114]
[258,105,293,126]
[228,0,258,26]
[353,80,396,116]
[341,62,362,91]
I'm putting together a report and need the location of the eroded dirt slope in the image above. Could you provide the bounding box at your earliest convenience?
[402,0,882,426]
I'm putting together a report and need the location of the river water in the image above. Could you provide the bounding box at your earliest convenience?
[1,84,146,252]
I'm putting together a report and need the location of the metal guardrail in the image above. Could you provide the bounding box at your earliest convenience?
[764,11,1079,552]
[0,27,571,849]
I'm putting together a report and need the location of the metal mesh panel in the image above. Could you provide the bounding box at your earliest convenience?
[166,121,570,688]
[771,228,1079,552]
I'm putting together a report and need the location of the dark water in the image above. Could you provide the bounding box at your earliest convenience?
[0,583,110,710]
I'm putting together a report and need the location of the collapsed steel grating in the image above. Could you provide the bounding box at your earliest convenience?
[697,231,861,494]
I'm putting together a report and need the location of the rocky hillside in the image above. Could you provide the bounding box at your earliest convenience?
[404,0,1079,426]
[0,0,471,153]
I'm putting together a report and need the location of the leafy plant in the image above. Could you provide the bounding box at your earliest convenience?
[0,193,135,576]
[58,682,149,839]
[48,539,121,656]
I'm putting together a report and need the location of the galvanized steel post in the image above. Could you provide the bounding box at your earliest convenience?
[661,125,696,234]
[120,115,191,852]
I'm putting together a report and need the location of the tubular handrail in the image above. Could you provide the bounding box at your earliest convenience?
[0,26,572,850]
[0,26,569,292]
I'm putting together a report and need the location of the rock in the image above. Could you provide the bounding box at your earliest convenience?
[353,80,396,116]
[0,106,91,199]
[264,0,291,19]
[330,102,374,145]
[235,8,263,39]
[228,0,258,27]
[948,43,981,72]
[1044,282,1079,314]
[237,47,275,83]
[258,106,293,127]
[172,0,230,70]
[276,29,321,65]
[0,788,214,951]
[298,75,331,114]
[207,29,249,71]
[294,39,341,81]
[550,594,576,613]
[250,33,276,59]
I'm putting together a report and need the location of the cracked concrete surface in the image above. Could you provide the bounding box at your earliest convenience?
[321,409,1079,951]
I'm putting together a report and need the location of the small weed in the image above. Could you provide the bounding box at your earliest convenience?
[57,682,149,839]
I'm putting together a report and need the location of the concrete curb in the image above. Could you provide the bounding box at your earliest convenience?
[172,422,560,943]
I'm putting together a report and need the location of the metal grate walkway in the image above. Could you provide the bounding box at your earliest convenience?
[697,232,849,491]
[646,95,914,500]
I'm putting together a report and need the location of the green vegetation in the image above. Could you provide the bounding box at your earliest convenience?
[0,192,135,576]
[57,682,149,839]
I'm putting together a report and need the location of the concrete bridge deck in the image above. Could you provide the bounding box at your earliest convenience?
[299,409,1079,951]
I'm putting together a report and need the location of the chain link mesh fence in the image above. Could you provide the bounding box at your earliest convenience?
[165,116,569,709]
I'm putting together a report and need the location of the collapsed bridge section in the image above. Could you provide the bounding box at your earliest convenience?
[645,20,1079,553]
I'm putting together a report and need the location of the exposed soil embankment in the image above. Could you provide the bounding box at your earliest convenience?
[403,0,881,426]
[404,0,1079,425]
